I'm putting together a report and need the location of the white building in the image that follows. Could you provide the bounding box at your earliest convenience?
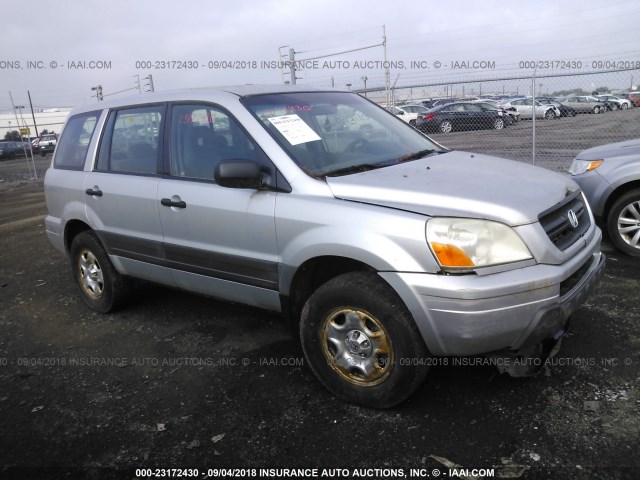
[0,109,72,140]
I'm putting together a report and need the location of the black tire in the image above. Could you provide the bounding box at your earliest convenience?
[493,118,504,130]
[300,271,430,408]
[544,109,555,119]
[409,119,416,127]
[70,231,130,312]
[621,103,629,110]
[439,120,453,133]
[593,106,600,114]
[606,190,640,257]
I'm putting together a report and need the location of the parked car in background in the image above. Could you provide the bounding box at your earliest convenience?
[416,101,509,133]
[627,92,640,107]
[386,104,428,127]
[498,98,559,119]
[595,94,632,110]
[535,97,577,117]
[471,101,519,125]
[36,133,58,156]
[569,138,640,256]
[420,97,478,109]
[0,141,29,159]
[562,96,606,114]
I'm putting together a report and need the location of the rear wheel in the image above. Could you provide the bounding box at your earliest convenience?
[300,271,429,408]
[593,106,600,114]
[439,120,453,133]
[70,231,130,312]
[607,190,640,257]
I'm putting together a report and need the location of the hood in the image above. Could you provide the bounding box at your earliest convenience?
[325,151,578,226]
[575,138,640,160]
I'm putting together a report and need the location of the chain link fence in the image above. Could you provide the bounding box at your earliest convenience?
[366,68,640,171]
[2,69,639,181]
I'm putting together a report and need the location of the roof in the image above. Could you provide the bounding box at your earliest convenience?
[68,84,346,115]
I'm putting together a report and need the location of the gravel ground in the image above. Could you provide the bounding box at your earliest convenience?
[0,115,639,480]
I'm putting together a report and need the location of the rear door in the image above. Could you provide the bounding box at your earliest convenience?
[442,103,466,129]
[84,104,170,285]
[156,103,280,311]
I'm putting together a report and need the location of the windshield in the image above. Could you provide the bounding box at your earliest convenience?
[241,91,443,177]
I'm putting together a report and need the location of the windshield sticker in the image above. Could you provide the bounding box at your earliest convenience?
[268,114,321,145]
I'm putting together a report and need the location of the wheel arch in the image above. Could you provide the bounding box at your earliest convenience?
[64,219,93,254]
[602,180,640,222]
[281,255,377,326]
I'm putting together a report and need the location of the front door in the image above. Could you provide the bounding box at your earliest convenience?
[157,103,280,311]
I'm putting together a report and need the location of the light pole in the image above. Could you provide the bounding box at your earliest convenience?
[361,76,368,97]
[346,83,352,90]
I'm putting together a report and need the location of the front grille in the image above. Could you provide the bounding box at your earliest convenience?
[539,190,591,251]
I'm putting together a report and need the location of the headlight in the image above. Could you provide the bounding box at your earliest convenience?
[568,159,603,176]
[426,218,533,272]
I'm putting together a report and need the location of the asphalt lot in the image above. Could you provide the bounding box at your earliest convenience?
[0,112,639,480]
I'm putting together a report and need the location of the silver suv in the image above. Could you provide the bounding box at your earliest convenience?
[44,85,605,408]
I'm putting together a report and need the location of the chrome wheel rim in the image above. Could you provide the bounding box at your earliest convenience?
[321,308,393,387]
[440,121,452,133]
[78,249,105,299]
[617,200,640,250]
[494,119,504,129]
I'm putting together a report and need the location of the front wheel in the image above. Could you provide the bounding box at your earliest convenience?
[607,190,640,257]
[70,231,130,312]
[493,118,504,130]
[593,106,600,114]
[621,103,629,110]
[544,109,555,119]
[300,271,429,408]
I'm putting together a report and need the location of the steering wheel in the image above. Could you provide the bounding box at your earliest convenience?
[343,138,371,154]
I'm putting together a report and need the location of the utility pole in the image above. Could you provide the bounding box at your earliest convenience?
[383,25,390,108]
[9,92,37,178]
[361,76,368,97]
[289,48,296,85]
[134,75,141,93]
[28,91,39,138]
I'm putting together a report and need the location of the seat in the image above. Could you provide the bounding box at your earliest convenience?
[182,126,220,179]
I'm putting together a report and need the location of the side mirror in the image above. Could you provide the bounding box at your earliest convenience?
[214,161,265,189]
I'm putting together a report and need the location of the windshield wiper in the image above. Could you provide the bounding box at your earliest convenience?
[397,149,440,163]
[324,163,386,177]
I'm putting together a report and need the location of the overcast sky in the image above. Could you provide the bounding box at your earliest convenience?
[1,0,639,109]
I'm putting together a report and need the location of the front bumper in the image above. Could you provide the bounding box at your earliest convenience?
[380,228,606,356]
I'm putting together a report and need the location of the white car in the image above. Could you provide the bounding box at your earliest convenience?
[498,98,560,119]
[595,94,633,110]
[386,104,427,126]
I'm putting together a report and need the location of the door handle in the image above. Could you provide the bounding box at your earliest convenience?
[85,188,103,197]
[161,198,187,208]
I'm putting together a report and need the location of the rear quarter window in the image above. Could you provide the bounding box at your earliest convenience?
[54,111,100,170]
